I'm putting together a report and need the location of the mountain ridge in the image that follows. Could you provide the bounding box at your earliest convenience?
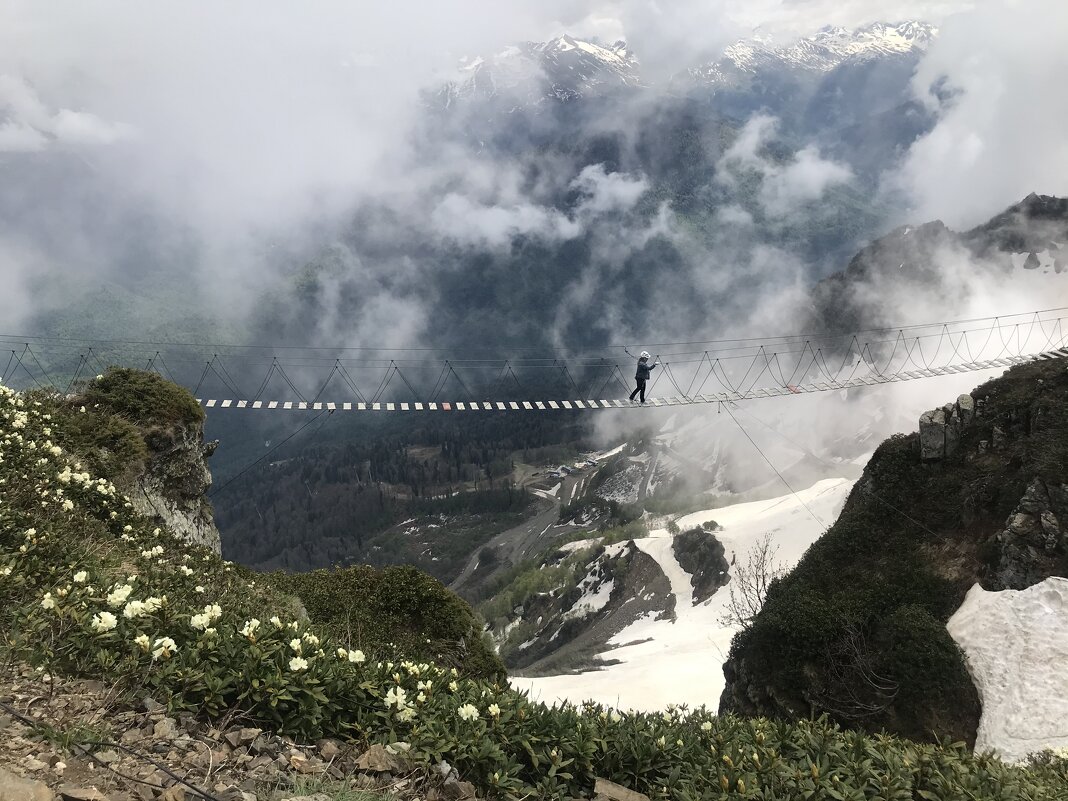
[438,20,936,107]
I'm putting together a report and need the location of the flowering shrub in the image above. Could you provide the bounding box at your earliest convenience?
[2,376,1067,800]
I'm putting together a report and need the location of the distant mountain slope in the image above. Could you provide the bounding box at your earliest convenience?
[509,479,854,710]
[807,193,1068,335]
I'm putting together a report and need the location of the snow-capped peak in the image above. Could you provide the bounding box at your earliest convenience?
[693,20,937,83]
[438,33,641,107]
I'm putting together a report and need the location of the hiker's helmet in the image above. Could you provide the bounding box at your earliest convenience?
[640,351,650,360]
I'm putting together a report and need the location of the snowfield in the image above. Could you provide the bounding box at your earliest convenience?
[948,577,1068,763]
[511,478,853,711]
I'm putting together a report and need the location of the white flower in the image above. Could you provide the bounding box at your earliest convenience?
[449,681,459,692]
[40,593,56,610]
[609,711,621,723]
[73,571,88,584]
[302,632,320,647]
[336,648,348,660]
[123,600,147,619]
[194,586,205,593]
[488,703,501,717]
[191,604,223,629]
[269,616,282,627]
[62,499,74,511]
[701,721,712,732]
[91,612,118,633]
[151,637,176,659]
[289,638,302,653]
[289,656,309,672]
[239,619,261,638]
[385,686,408,710]
[0,566,11,577]
[348,649,365,663]
[134,634,151,651]
[397,707,416,723]
[179,565,194,576]
[107,584,133,607]
[457,704,479,722]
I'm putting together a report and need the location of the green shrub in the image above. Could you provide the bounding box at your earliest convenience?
[82,367,204,429]
[271,565,504,680]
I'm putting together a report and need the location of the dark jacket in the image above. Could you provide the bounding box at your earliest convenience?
[635,358,656,380]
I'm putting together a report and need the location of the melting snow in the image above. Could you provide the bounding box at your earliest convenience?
[565,577,615,620]
[511,478,852,711]
[947,577,1068,762]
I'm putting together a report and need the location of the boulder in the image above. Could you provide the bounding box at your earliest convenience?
[919,408,946,461]
[0,770,54,801]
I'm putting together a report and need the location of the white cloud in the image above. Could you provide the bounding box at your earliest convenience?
[431,193,581,248]
[571,164,649,216]
[892,0,1068,227]
[0,75,133,152]
[719,115,853,217]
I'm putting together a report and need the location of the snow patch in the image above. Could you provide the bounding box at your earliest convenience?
[947,577,1068,763]
[511,478,852,711]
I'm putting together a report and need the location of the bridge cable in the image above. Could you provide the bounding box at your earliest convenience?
[729,403,942,539]
[722,403,826,529]
[209,409,333,499]
[65,355,88,394]
[1,350,15,384]
[26,345,56,389]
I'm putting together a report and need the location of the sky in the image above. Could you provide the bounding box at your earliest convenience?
[0,0,1064,345]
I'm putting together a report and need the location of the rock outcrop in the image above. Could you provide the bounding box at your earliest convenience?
[127,424,222,553]
[919,393,975,461]
[990,478,1068,590]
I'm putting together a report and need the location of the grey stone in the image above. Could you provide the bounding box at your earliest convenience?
[0,770,54,801]
[594,778,651,801]
[992,426,1007,451]
[919,408,946,461]
[355,744,400,773]
[957,394,975,425]
[56,788,108,801]
[92,750,120,765]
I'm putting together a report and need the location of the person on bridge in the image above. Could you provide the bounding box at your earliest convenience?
[629,351,659,404]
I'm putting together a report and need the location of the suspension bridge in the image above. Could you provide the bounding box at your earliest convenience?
[2,308,1066,412]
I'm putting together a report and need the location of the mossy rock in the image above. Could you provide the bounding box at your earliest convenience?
[82,367,204,430]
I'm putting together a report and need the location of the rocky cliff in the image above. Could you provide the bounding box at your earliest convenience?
[72,368,222,552]
[128,423,221,552]
[720,359,1068,744]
